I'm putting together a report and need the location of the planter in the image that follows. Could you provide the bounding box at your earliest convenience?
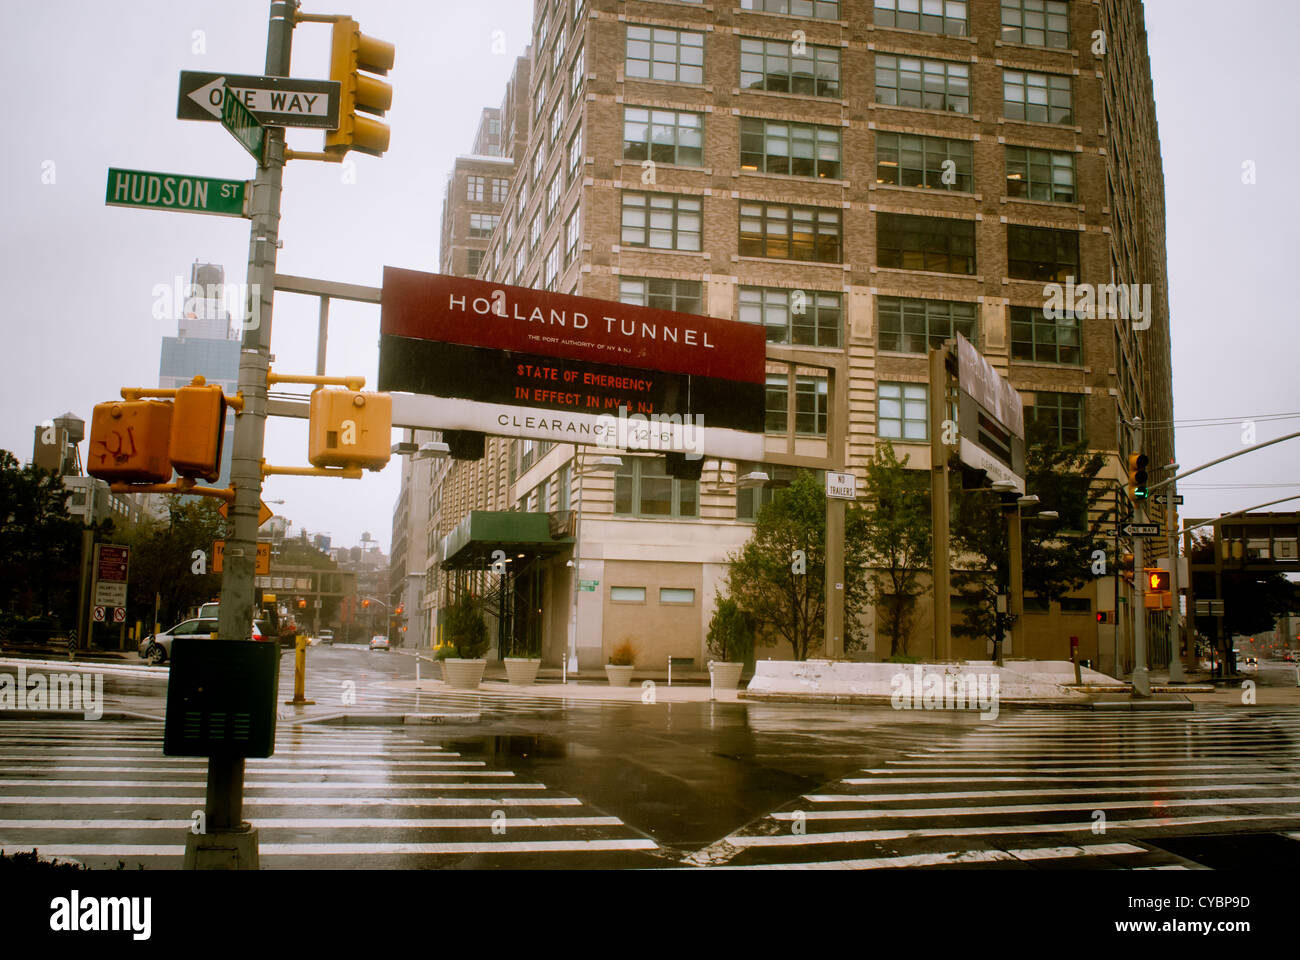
[442,658,487,690]
[504,657,541,685]
[708,661,744,690]
[604,664,634,687]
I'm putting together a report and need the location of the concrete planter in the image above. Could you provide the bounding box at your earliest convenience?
[709,661,744,690]
[443,658,486,690]
[504,657,541,685]
[605,664,634,687]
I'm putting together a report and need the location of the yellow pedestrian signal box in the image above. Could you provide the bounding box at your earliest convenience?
[88,401,173,483]
[308,389,392,470]
[324,17,394,158]
[169,381,227,482]
[1146,568,1171,592]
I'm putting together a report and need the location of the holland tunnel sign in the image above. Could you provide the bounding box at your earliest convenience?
[378,268,767,459]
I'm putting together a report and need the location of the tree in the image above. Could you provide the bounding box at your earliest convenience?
[859,442,932,657]
[444,591,489,659]
[951,420,1113,648]
[124,496,225,630]
[0,450,101,626]
[706,594,755,664]
[726,470,871,660]
[1188,533,1297,639]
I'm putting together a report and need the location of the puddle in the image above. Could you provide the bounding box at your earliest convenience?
[445,734,571,760]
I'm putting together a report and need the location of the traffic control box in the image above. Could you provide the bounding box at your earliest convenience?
[308,389,392,470]
[88,400,173,483]
[169,380,227,482]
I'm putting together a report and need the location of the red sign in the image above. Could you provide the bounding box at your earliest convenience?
[96,545,130,582]
[380,268,765,384]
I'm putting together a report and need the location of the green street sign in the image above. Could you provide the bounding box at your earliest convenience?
[221,85,265,163]
[105,168,248,218]
[580,579,599,591]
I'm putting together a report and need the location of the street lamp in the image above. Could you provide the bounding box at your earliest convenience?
[565,448,622,677]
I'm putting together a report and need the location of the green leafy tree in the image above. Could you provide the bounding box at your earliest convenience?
[859,442,932,657]
[124,496,225,630]
[706,594,755,664]
[726,470,871,660]
[951,420,1113,647]
[444,591,490,659]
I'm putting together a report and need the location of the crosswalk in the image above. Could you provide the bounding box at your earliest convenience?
[287,674,637,717]
[0,720,661,869]
[683,708,1300,869]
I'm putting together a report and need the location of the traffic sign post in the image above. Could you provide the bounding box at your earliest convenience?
[1151,494,1184,505]
[105,168,248,218]
[826,472,857,501]
[178,71,341,129]
[1123,523,1160,537]
[221,86,266,164]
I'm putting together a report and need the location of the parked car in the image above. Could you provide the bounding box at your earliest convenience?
[369,635,390,652]
[139,618,273,664]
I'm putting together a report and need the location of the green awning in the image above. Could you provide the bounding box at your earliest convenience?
[440,510,575,570]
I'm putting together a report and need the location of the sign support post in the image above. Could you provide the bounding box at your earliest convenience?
[1130,418,1150,698]
[929,346,951,662]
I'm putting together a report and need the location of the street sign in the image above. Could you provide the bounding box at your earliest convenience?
[113,607,126,623]
[220,498,275,527]
[212,540,271,575]
[579,579,599,591]
[93,606,105,623]
[1123,523,1161,537]
[1151,494,1184,505]
[826,472,857,500]
[221,87,266,164]
[105,168,248,219]
[1195,599,1225,616]
[178,71,341,129]
[92,544,130,608]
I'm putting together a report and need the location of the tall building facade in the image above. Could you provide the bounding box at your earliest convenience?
[427,0,1174,674]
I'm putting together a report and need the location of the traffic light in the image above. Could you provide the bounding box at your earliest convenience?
[169,379,227,482]
[1128,452,1149,500]
[325,17,394,158]
[308,389,392,470]
[362,599,370,608]
[1146,568,1171,592]
[298,598,307,609]
[88,401,173,483]
[1096,611,1112,624]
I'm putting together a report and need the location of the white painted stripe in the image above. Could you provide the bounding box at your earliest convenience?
[0,762,486,774]
[867,762,1300,772]
[807,783,1300,803]
[841,773,1300,785]
[0,795,583,807]
[1010,843,1147,860]
[1133,865,1191,870]
[0,839,658,857]
[706,842,1149,870]
[0,779,537,789]
[772,795,1300,820]
[904,749,1300,760]
[0,816,622,830]
[723,814,1280,848]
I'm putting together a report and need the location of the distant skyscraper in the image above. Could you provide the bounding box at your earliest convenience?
[158,261,239,487]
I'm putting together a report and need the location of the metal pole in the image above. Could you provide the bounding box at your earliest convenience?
[1130,419,1150,698]
[825,496,845,659]
[1007,502,1024,660]
[1166,483,1186,681]
[206,0,294,853]
[315,296,329,376]
[929,347,951,661]
[75,526,93,652]
[567,444,584,675]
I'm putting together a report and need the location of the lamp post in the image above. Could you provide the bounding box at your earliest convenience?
[360,596,389,640]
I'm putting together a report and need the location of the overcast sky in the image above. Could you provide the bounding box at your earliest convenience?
[0,0,1295,553]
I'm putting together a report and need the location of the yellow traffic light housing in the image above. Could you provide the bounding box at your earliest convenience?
[308,389,392,470]
[1145,568,1170,592]
[169,379,227,482]
[325,17,394,158]
[88,401,173,484]
[1127,452,1149,500]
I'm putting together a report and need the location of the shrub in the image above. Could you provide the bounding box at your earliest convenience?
[444,593,490,659]
[706,595,754,663]
[608,639,638,666]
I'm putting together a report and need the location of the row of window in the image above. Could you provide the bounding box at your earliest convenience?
[625,26,1076,125]
[609,586,697,605]
[466,176,510,203]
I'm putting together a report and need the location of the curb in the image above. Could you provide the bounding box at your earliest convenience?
[294,712,481,726]
[0,710,163,722]
[1091,697,1194,711]
[738,691,1091,710]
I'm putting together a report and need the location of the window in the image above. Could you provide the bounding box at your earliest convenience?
[530,211,542,252]
[621,192,702,251]
[739,202,841,262]
[876,213,976,274]
[1027,391,1085,445]
[552,21,566,74]
[570,45,585,101]
[558,463,572,511]
[611,586,646,603]
[1005,145,1075,202]
[619,277,703,314]
[547,172,562,219]
[533,144,545,184]
[545,242,561,290]
[623,107,704,166]
[875,55,970,113]
[1023,594,1050,613]
[1001,0,1069,48]
[504,215,513,246]
[537,11,548,50]
[515,245,527,280]
[1003,70,1072,124]
[1007,224,1079,281]
[466,249,484,275]
[626,26,704,84]
[535,75,547,120]
[766,373,828,436]
[494,244,502,271]
[466,175,485,201]
[550,102,564,144]
[875,0,968,35]
[615,457,699,518]
[516,179,528,217]
[740,37,840,97]
[565,207,581,266]
[739,287,841,347]
[1010,305,1081,364]
[875,132,973,191]
[469,213,499,238]
[878,382,928,441]
[878,297,976,353]
[660,588,696,604]
[740,0,840,18]
[740,118,841,178]
[1060,596,1092,613]
[735,462,826,521]
[491,177,509,203]
[568,125,584,181]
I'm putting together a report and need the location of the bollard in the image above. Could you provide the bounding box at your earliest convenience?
[709,660,715,702]
[285,634,315,706]
[1070,636,1081,686]
[667,656,672,687]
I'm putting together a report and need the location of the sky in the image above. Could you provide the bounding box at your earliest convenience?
[0,0,1295,554]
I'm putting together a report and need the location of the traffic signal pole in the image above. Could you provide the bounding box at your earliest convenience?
[1130,418,1150,698]
[189,0,296,870]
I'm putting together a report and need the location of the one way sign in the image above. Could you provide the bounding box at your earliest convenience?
[178,72,340,130]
